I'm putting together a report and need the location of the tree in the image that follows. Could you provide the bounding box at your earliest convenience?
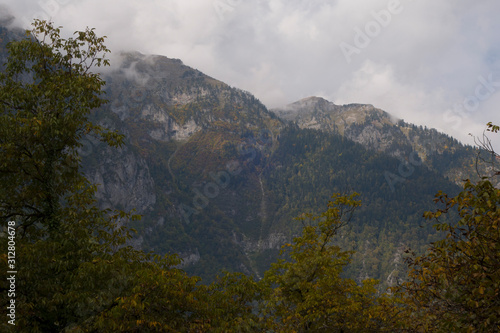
[472,122,500,178]
[260,193,397,332]
[0,19,122,235]
[0,21,200,332]
[0,19,135,331]
[393,124,500,332]
[396,179,500,332]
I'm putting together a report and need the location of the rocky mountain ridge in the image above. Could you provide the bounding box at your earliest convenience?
[273,96,481,184]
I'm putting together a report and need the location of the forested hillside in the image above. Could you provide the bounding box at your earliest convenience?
[69,35,474,284]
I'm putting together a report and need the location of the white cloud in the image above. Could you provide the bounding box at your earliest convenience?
[2,0,500,146]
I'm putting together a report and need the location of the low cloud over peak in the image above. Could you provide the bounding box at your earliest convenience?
[2,0,500,146]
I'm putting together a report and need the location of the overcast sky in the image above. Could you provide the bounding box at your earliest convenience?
[2,0,500,145]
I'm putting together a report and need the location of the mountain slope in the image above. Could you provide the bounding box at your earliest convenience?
[92,51,283,278]
[273,96,482,184]
[88,52,464,283]
[0,25,475,285]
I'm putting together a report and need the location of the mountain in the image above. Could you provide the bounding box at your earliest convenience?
[273,96,483,185]
[1,25,483,286]
[88,53,467,284]
[87,51,282,277]
[0,24,24,70]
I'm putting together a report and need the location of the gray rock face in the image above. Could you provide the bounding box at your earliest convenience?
[84,143,156,214]
[273,97,411,159]
[344,123,410,159]
[176,249,201,268]
[235,232,287,253]
[142,109,201,141]
[273,96,465,161]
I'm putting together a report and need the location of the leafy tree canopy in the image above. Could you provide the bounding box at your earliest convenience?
[0,19,122,235]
